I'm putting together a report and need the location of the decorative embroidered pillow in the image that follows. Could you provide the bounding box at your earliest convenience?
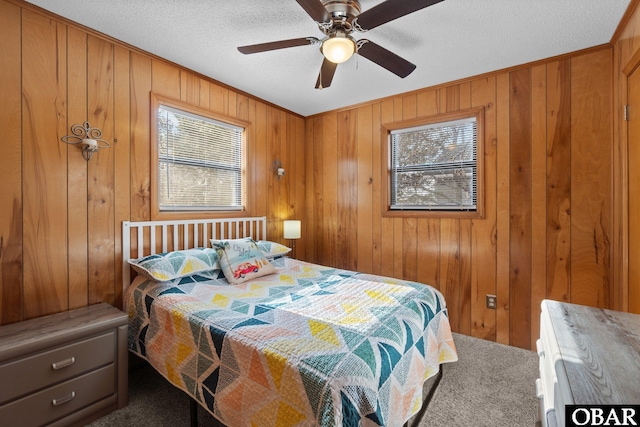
[211,238,276,284]
[256,240,292,259]
[128,247,220,282]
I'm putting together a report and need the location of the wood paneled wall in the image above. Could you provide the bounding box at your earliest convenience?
[0,0,305,324]
[0,0,621,352]
[613,0,640,315]
[304,48,613,349]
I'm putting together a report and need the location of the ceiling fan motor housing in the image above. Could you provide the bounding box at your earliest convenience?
[321,0,361,22]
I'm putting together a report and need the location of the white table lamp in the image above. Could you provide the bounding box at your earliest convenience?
[283,220,301,258]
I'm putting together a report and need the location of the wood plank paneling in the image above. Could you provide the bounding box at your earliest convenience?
[291,115,306,259]
[508,68,533,349]
[113,45,131,309]
[180,70,199,104]
[209,83,229,115]
[266,106,282,239]
[546,60,572,305]
[459,219,472,335]
[87,35,115,305]
[440,219,461,331]
[356,105,374,273]
[22,10,69,319]
[371,103,383,276]
[337,110,357,270]
[530,64,547,347]
[151,59,180,99]
[570,49,612,308]
[0,0,23,324]
[199,78,210,110]
[495,72,511,345]
[245,99,257,217]
[310,116,324,262]
[130,52,152,222]
[253,102,268,218]
[322,113,338,268]
[67,27,89,310]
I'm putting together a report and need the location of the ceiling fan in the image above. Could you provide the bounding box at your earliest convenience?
[237,0,444,89]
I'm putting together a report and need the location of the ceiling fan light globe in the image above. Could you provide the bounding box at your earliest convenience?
[322,37,355,64]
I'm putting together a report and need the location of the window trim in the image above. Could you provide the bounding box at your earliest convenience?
[150,93,251,220]
[381,107,485,219]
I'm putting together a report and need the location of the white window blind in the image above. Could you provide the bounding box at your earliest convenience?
[157,105,243,211]
[390,116,477,211]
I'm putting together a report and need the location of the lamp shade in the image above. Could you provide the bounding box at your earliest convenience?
[322,36,355,64]
[283,220,301,239]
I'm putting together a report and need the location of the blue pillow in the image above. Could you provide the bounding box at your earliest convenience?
[128,247,220,282]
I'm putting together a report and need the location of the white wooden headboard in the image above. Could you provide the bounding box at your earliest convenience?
[122,216,267,290]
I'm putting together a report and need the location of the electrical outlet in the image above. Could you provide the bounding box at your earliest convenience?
[486,294,497,309]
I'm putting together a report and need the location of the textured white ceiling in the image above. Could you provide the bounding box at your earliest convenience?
[24,0,630,117]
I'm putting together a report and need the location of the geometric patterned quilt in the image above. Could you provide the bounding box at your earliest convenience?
[125,257,458,427]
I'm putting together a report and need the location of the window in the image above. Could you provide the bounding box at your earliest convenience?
[151,94,248,216]
[384,108,484,218]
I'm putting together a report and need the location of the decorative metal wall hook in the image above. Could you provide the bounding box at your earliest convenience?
[61,121,110,161]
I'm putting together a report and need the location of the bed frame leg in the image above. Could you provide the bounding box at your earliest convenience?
[423,368,443,408]
[404,368,444,427]
[190,398,198,427]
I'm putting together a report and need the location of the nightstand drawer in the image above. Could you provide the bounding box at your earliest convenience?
[0,331,115,404]
[0,363,115,427]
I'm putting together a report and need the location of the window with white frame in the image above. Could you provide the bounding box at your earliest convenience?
[156,103,244,211]
[388,112,480,212]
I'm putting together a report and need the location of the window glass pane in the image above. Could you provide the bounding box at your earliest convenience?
[390,116,477,211]
[157,105,243,211]
[159,162,241,210]
[393,167,475,209]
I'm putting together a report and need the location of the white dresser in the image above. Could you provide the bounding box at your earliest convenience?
[536,299,640,427]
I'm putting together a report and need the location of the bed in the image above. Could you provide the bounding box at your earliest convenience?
[122,216,457,427]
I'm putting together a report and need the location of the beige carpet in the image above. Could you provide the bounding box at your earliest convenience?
[88,333,539,426]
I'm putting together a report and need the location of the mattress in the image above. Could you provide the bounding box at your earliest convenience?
[126,257,457,426]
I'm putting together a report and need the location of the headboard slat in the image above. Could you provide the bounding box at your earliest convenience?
[136,227,144,259]
[162,225,168,253]
[150,226,156,255]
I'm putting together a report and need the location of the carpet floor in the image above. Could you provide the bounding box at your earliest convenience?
[88,333,539,426]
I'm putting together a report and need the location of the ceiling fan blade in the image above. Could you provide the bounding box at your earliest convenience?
[295,0,331,23]
[315,58,338,89]
[357,40,416,78]
[238,37,319,54]
[354,0,444,31]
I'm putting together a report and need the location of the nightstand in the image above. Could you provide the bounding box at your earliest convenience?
[0,303,128,427]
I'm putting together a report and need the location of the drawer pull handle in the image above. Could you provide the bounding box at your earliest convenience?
[51,357,75,370]
[52,391,75,406]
